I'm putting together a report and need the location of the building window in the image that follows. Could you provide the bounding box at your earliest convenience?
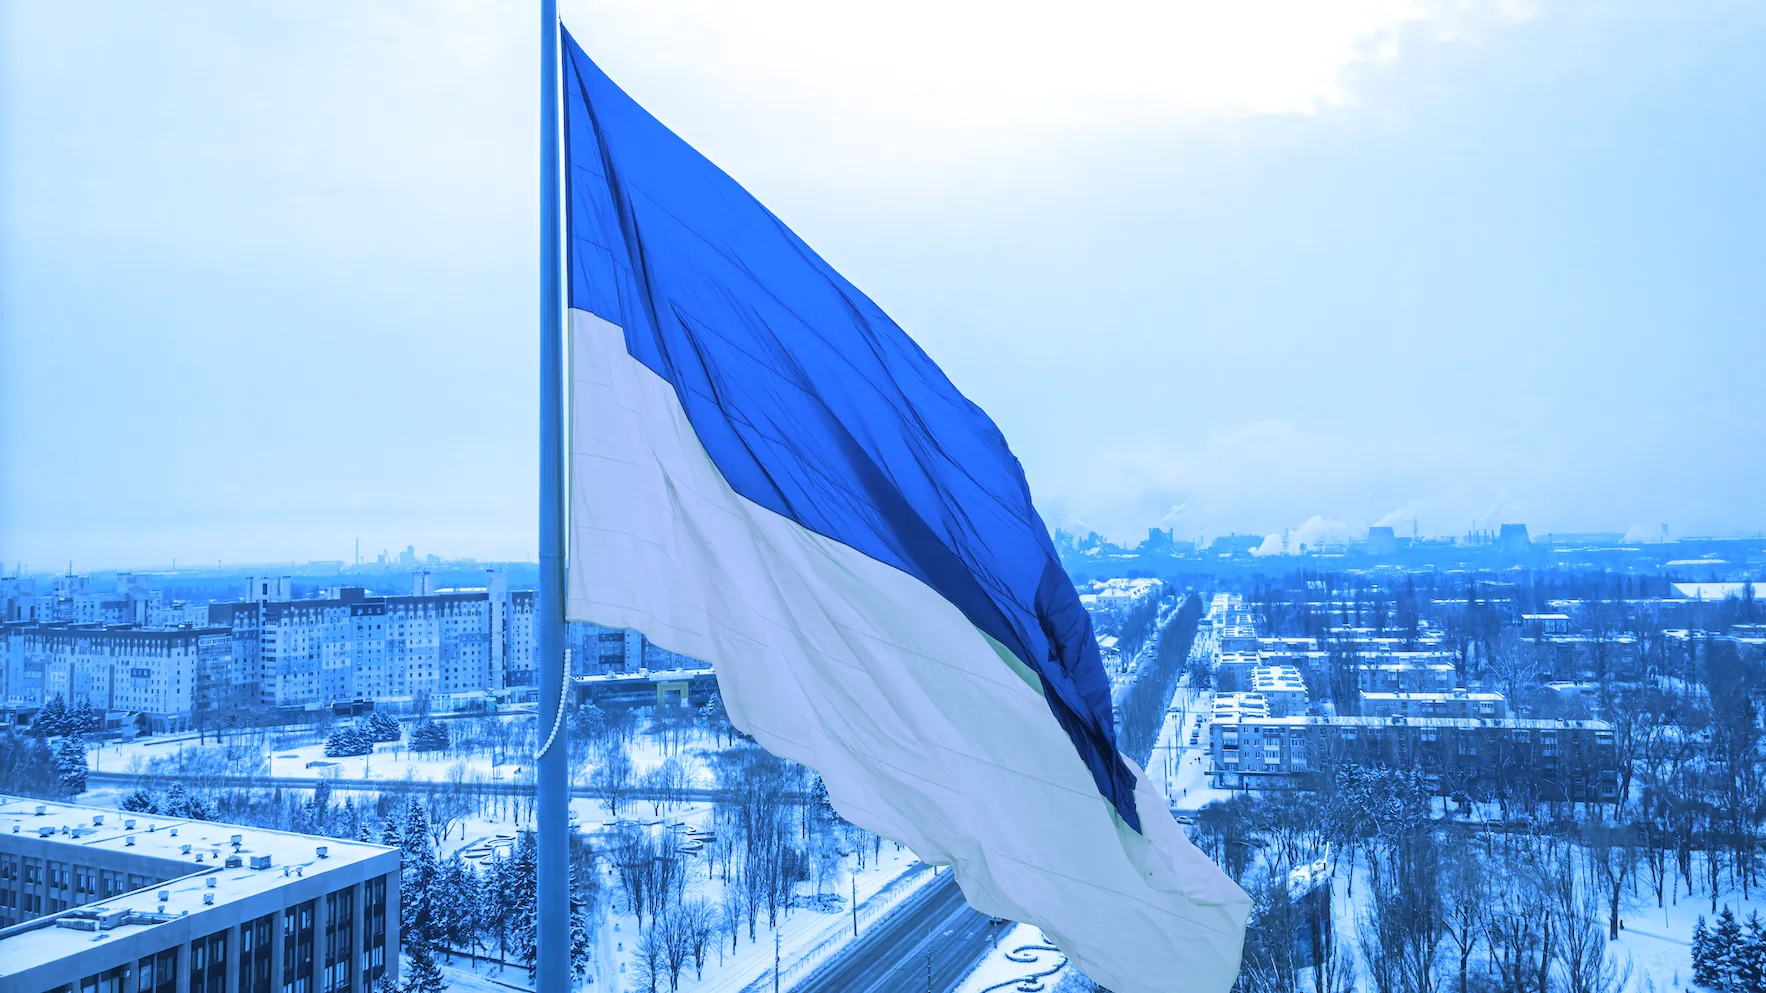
[361,876,388,987]
[284,900,316,993]
[191,930,227,993]
[241,913,276,993]
[323,887,355,993]
[137,949,177,993]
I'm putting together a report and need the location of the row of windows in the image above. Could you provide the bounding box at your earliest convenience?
[36,877,389,993]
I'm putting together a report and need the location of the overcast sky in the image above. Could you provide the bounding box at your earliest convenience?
[3,0,1763,571]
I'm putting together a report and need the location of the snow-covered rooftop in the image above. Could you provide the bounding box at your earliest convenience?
[0,795,398,977]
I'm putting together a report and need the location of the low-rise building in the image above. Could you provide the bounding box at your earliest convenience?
[1210,692,1270,722]
[1250,665,1309,717]
[0,795,400,993]
[1354,661,1458,695]
[1359,689,1508,720]
[1212,652,1264,692]
[1208,715,1617,803]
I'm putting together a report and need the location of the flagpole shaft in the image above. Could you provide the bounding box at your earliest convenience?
[537,0,570,990]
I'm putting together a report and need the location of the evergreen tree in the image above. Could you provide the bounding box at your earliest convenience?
[567,860,595,980]
[121,788,158,813]
[570,701,606,741]
[71,701,101,737]
[401,838,441,952]
[1741,914,1766,993]
[35,695,69,738]
[400,941,446,993]
[1697,916,1717,990]
[401,800,431,861]
[325,726,373,757]
[55,737,87,796]
[379,814,403,848]
[0,731,63,799]
[365,712,403,743]
[439,857,481,963]
[1718,907,1746,991]
[484,853,513,967]
[410,720,450,753]
[161,781,214,820]
[508,833,540,977]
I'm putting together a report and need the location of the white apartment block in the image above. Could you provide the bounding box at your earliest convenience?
[1,626,230,732]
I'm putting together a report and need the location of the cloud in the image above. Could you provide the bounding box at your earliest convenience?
[571,0,1536,184]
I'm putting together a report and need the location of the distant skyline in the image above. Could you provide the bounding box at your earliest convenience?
[9,519,1760,578]
[4,1,1764,569]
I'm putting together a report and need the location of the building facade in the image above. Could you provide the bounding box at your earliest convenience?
[1209,715,1617,803]
[0,795,400,993]
[0,626,231,733]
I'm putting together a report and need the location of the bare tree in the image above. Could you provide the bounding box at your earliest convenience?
[595,740,634,818]
[1441,842,1487,993]
[661,905,692,993]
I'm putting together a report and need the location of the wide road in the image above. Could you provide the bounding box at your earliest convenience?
[791,872,1006,993]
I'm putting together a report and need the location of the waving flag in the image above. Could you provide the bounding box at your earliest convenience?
[558,26,1247,992]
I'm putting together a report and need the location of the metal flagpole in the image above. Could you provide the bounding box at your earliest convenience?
[536,0,570,990]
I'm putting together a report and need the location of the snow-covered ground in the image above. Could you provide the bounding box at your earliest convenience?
[86,719,719,790]
[1315,845,1754,993]
[951,924,1068,993]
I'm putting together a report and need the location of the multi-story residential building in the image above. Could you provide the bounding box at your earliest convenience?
[1353,661,1458,694]
[1250,665,1309,717]
[6,572,543,724]
[1,625,231,732]
[0,795,400,993]
[1212,652,1263,691]
[1209,714,1617,802]
[202,574,536,712]
[1359,689,1508,720]
[1211,692,1270,722]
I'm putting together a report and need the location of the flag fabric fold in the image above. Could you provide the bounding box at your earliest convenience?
[559,26,1248,992]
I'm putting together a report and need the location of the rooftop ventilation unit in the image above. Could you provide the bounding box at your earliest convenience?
[206,877,217,888]
[169,828,178,837]
[230,834,242,846]
[125,819,136,829]
[34,805,45,815]
[224,855,242,868]
[92,815,104,825]
[315,846,328,859]
[203,893,215,906]
[37,826,54,838]
[126,836,136,846]
[56,908,132,932]
[158,890,170,902]
[249,854,272,870]
[181,845,191,855]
